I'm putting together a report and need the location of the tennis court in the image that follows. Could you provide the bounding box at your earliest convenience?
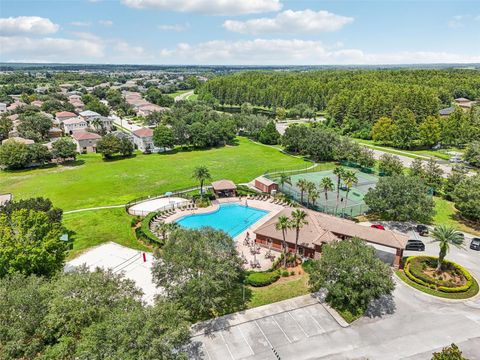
[269,169,378,217]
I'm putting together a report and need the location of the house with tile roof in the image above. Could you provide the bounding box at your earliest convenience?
[71,131,101,153]
[132,127,154,153]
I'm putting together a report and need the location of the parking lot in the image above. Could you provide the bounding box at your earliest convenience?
[190,298,341,360]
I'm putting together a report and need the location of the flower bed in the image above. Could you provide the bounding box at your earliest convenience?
[403,256,474,294]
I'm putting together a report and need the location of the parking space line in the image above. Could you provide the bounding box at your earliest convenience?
[219,331,235,360]
[309,312,325,333]
[237,325,255,356]
[254,320,274,349]
[287,311,310,338]
[272,316,292,343]
[203,343,213,360]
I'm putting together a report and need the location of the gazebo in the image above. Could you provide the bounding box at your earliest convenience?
[211,179,237,198]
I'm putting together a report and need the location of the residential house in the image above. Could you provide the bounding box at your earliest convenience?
[79,110,113,131]
[132,127,154,153]
[55,111,78,123]
[63,117,88,134]
[136,103,166,117]
[48,127,63,139]
[439,107,455,117]
[454,97,477,110]
[254,208,408,268]
[71,131,101,153]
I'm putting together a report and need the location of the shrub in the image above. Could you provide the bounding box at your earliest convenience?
[290,271,295,276]
[282,270,289,277]
[137,212,162,246]
[404,256,473,293]
[245,271,280,287]
[301,259,314,273]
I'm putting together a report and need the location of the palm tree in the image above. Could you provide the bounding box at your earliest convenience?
[155,222,178,240]
[275,215,291,267]
[278,173,292,189]
[192,166,211,198]
[296,178,308,205]
[309,188,319,209]
[333,167,345,214]
[305,181,316,208]
[431,225,464,272]
[320,177,334,212]
[342,170,358,216]
[290,209,308,257]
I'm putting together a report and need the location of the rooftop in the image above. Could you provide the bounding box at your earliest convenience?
[63,117,86,125]
[79,110,101,117]
[71,131,102,141]
[212,179,237,191]
[254,208,408,250]
[56,111,77,118]
[133,127,153,138]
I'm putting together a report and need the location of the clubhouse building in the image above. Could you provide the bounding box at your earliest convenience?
[254,208,408,268]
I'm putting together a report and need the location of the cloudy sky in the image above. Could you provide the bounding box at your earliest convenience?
[1,0,479,65]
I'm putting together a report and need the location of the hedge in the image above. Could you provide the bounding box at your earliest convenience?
[245,270,280,287]
[136,212,163,246]
[404,256,473,293]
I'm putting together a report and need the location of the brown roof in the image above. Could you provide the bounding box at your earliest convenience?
[133,127,153,138]
[255,176,276,186]
[254,208,408,250]
[56,111,77,118]
[211,180,237,191]
[63,117,86,125]
[71,131,101,141]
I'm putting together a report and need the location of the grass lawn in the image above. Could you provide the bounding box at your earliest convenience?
[64,208,150,259]
[167,89,193,98]
[395,269,479,300]
[1,137,313,255]
[0,137,310,211]
[247,273,310,309]
[433,197,480,236]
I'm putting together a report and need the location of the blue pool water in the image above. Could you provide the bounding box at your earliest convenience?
[176,203,268,237]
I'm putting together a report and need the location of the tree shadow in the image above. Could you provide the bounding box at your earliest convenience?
[364,294,396,318]
[61,159,85,167]
[451,213,480,233]
[183,340,205,359]
[103,154,137,162]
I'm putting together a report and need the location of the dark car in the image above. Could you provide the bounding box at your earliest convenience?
[371,224,385,230]
[470,238,480,251]
[416,225,429,236]
[405,239,425,251]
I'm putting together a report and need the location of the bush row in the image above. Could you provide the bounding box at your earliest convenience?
[135,212,163,246]
[245,270,280,287]
[404,256,473,293]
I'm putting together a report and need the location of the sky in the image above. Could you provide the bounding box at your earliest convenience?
[0,0,479,65]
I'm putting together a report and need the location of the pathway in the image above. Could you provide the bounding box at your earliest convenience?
[175,90,194,102]
[64,204,125,214]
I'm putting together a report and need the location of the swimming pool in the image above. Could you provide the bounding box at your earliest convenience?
[176,203,269,237]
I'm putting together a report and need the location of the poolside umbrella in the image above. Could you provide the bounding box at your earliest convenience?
[165,191,173,197]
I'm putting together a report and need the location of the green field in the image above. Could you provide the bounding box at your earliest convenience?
[0,137,309,255]
[167,89,193,98]
[0,137,308,211]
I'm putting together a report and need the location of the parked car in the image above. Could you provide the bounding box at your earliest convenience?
[406,239,425,251]
[470,238,480,251]
[371,224,385,230]
[416,224,429,236]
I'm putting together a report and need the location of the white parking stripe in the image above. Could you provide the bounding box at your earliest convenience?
[272,315,292,343]
[219,331,235,360]
[254,320,274,349]
[237,324,255,356]
[288,311,310,338]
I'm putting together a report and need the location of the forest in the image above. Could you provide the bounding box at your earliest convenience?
[198,69,480,138]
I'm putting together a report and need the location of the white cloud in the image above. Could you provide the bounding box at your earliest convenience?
[158,38,480,65]
[98,20,113,27]
[224,9,353,34]
[0,16,59,35]
[70,21,92,27]
[122,0,282,15]
[158,23,190,32]
[448,15,466,29]
[0,36,104,61]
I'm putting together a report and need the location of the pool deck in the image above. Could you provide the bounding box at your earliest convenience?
[164,197,286,270]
